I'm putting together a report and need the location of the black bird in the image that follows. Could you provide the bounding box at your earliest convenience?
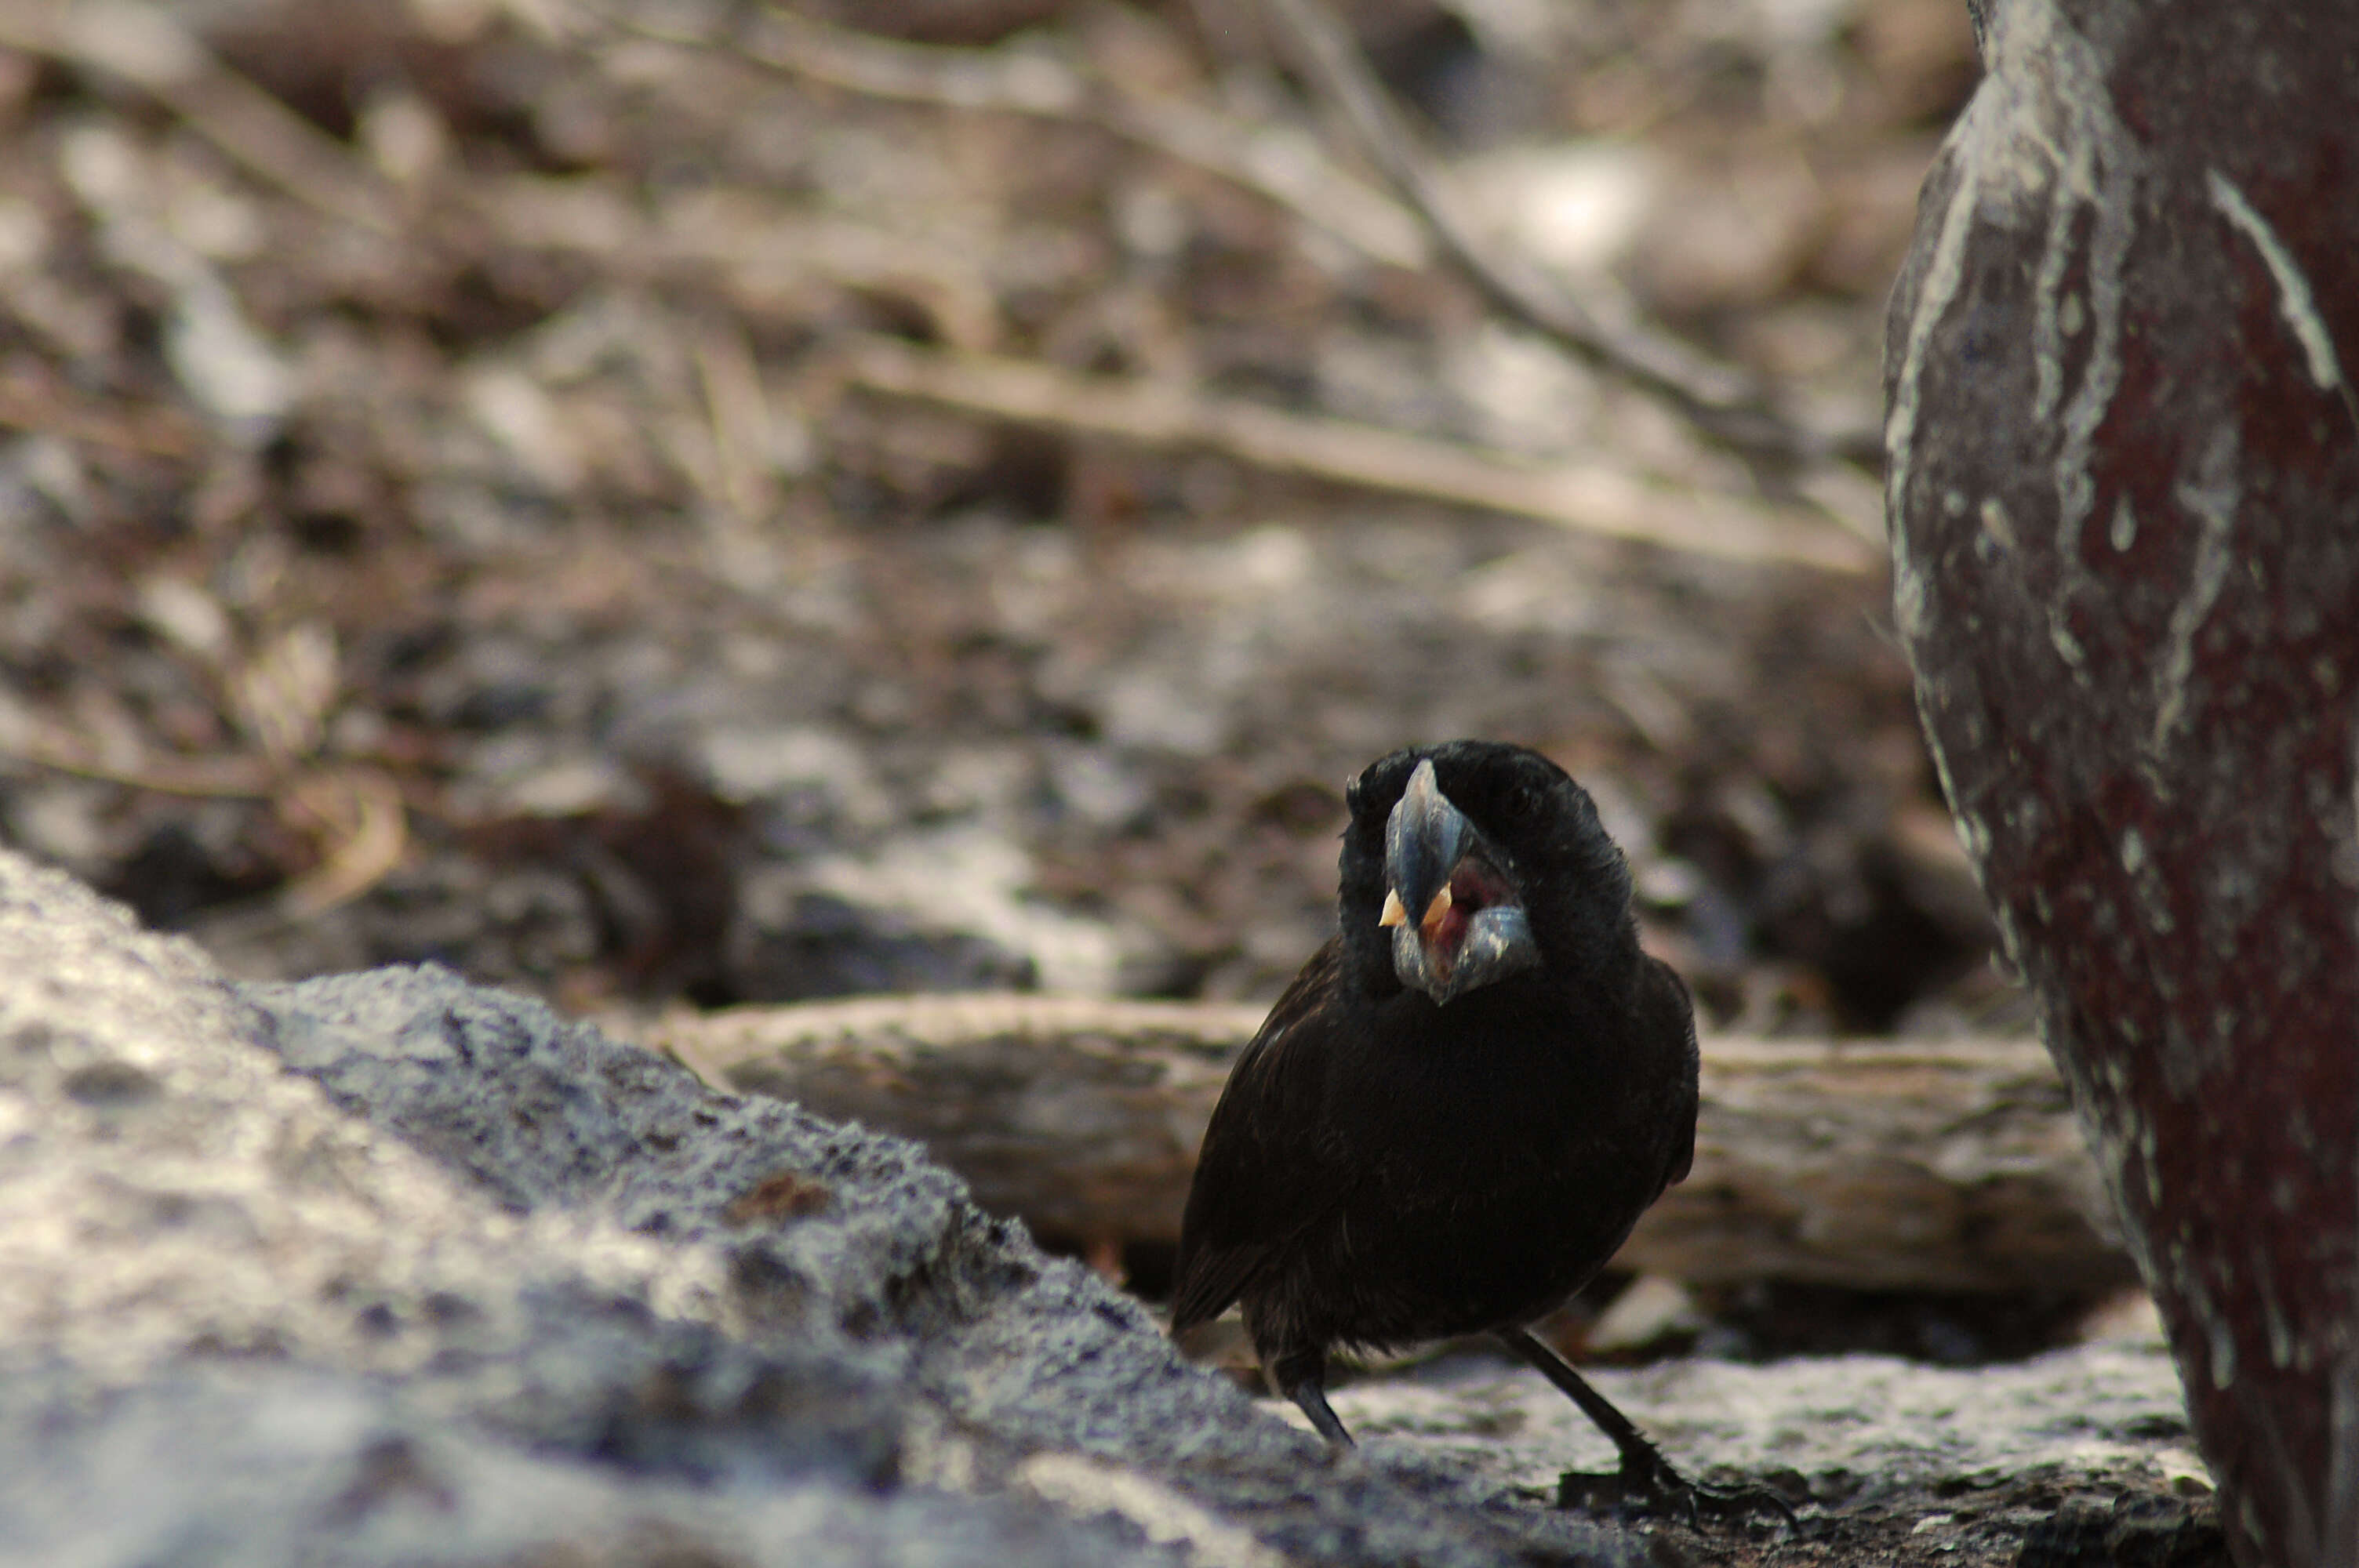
[1171,741,1786,1523]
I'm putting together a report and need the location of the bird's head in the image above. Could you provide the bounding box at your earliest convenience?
[1339,741,1636,1007]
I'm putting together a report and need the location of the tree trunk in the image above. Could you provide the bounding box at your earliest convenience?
[1885,3,2359,1563]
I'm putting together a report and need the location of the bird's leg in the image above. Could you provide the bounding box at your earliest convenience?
[1268,1345,1355,1446]
[1496,1328,1795,1530]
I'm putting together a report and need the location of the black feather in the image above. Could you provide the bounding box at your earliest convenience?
[1169,741,1752,1521]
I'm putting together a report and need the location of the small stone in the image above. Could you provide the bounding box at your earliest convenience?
[1585,1275,1703,1356]
[2073,1289,2165,1346]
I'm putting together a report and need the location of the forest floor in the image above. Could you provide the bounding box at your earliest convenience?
[0,1,2220,1559]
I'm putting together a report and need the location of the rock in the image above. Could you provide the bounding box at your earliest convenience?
[1883,2,2359,1564]
[0,843,2227,1565]
[1583,1276,1703,1358]
[2072,1290,2167,1348]
[0,846,1653,1567]
[1311,1319,2223,1566]
[1328,1334,2202,1511]
[2016,1496,2229,1568]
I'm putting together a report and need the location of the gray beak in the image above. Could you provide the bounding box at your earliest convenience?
[1379,759,1539,1004]
[1379,759,1464,940]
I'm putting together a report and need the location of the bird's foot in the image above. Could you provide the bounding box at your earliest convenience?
[1554,1443,1799,1531]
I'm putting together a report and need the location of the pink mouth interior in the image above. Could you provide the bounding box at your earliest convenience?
[1420,858,1514,960]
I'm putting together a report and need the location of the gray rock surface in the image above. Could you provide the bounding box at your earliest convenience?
[0,847,1634,1568]
[1328,1338,2203,1505]
[0,845,2215,1566]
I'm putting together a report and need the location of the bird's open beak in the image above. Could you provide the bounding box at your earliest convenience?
[1380,759,1539,1004]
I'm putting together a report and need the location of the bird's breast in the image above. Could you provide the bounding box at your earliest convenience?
[1323,989,1685,1295]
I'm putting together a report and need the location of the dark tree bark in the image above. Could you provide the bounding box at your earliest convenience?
[1885,5,2359,1564]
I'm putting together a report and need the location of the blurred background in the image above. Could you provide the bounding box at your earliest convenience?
[0,0,2004,1041]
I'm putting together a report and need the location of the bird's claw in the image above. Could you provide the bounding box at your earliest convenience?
[1554,1444,1799,1531]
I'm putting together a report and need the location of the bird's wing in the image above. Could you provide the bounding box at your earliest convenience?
[1638,954,1700,1192]
[1168,938,1350,1334]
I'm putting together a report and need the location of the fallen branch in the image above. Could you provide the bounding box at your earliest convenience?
[642,994,2131,1294]
[834,334,1880,573]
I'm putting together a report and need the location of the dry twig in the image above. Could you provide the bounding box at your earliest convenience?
[607,4,1430,270]
[1260,0,1883,470]
[0,0,398,234]
[834,333,1878,573]
[6,731,412,917]
[605,0,1882,477]
[0,376,202,458]
[275,768,409,917]
[4,611,410,917]
[2,732,281,800]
